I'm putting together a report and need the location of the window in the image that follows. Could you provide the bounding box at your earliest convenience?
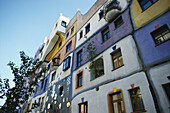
[99,10,104,20]
[71,27,74,34]
[61,21,66,27]
[102,27,110,42]
[78,102,88,113]
[129,87,146,112]
[90,56,104,81]
[44,79,48,90]
[66,32,69,39]
[40,97,44,111]
[59,41,62,48]
[59,86,64,96]
[111,48,124,71]
[63,56,71,71]
[38,98,41,106]
[41,80,44,89]
[47,63,51,71]
[80,31,83,39]
[162,83,170,102]
[114,16,123,28]
[138,0,158,10]
[51,72,56,82]
[36,85,40,93]
[85,24,90,34]
[151,24,170,45]
[107,91,126,113]
[77,72,83,88]
[77,49,83,67]
[66,41,72,53]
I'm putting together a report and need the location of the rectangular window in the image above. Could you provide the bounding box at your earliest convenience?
[162,83,170,102]
[66,42,72,53]
[129,87,146,112]
[63,56,71,71]
[114,16,123,28]
[41,80,44,89]
[40,97,44,111]
[102,27,110,42]
[38,98,41,106]
[51,72,56,82]
[107,91,125,113]
[36,85,40,93]
[59,86,64,96]
[90,56,104,81]
[61,21,66,27]
[71,26,74,34]
[77,72,83,88]
[111,48,124,71]
[59,41,62,48]
[151,24,170,45]
[138,0,158,10]
[78,102,88,113]
[44,79,48,90]
[80,31,83,39]
[99,10,104,20]
[77,49,83,67]
[66,32,69,39]
[85,24,90,34]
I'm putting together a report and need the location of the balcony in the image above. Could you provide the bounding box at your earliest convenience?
[52,57,60,70]
[104,0,122,22]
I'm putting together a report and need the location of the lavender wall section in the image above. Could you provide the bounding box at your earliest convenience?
[134,12,170,66]
[34,74,50,97]
[73,9,133,69]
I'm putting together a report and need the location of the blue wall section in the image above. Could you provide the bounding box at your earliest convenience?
[134,12,170,66]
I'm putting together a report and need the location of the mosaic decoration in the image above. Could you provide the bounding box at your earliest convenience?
[113,88,117,92]
[81,97,84,102]
[112,45,116,50]
[67,76,71,86]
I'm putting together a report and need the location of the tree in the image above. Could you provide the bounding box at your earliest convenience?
[0,51,45,113]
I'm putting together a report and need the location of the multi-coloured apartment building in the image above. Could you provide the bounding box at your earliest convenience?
[20,0,170,113]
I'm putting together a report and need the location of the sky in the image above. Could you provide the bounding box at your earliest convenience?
[0,0,96,106]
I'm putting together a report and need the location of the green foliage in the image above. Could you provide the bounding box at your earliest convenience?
[0,51,45,113]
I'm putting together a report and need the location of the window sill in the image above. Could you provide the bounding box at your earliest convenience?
[111,64,124,72]
[76,85,83,89]
[74,64,83,70]
[85,31,90,36]
[154,39,169,47]
[131,110,147,113]
[78,37,83,41]
[98,17,104,22]
[113,22,124,31]
[101,37,111,44]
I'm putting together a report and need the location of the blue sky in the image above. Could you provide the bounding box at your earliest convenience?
[0,0,96,106]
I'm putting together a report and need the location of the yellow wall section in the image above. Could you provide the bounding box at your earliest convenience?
[45,21,77,62]
[131,0,170,28]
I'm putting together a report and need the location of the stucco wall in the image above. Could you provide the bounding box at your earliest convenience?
[72,72,156,113]
[134,12,170,67]
[72,36,141,97]
[148,61,170,113]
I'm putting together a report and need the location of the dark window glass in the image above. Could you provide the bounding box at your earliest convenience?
[61,21,66,27]
[77,72,82,88]
[71,27,74,34]
[59,41,62,48]
[138,0,158,10]
[102,27,110,42]
[66,32,69,39]
[80,31,83,39]
[51,72,56,82]
[77,49,83,67]
[129,87,146,112]
[66,42,72,53]
[41,80,44,89]
[114,16,123,28]
[78,102,88,113]
[63,56,71,71]
[85,24,90,34]
[162,83,170,102]
[59,86,63,95]
[151,24,170,45]
[99,10,104,20]
[90,56,104,80]
[44,79,47,90]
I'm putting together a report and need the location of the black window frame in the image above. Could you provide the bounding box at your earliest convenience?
[102,27,110,42]
[77,72,83,88]
[66,32,69,39]
[114,16,123,29]
[51,72,56,82]
[59,86,64,96]
[77,49,83,67]
[59,41,62,48]
[99,10,104,20]
[66,41,72,53]
[71,26,74,34]
[61,21,67,28]
[150,24,170,45]
[80,30,83,39]
[85,24,90,34]
[137,0,158,11]
[63,56,71,71]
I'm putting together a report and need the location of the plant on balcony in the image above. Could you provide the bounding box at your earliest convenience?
[104,0,121,14]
